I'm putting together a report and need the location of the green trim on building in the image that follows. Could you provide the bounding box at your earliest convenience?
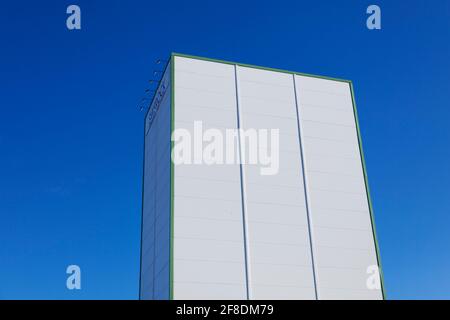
[349,81,386,299]
[169,55,175,300]
[171,52,351,83]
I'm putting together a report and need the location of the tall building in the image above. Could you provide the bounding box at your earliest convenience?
[139,53,384,300]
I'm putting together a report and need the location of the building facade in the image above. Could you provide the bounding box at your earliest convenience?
[139,53,384,300]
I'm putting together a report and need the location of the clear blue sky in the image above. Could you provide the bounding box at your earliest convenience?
[0,0,449,299]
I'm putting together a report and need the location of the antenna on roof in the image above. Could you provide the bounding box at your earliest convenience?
[138,55,171,112]
[156,58,168,65]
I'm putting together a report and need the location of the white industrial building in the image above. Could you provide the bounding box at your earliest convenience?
[139,53,384,300]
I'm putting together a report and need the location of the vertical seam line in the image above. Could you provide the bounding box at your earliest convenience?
[234,65,251,300]
[170,58,175,300]
[292,74,319,300]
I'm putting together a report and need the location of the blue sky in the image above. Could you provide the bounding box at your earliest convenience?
[0,0,449,299]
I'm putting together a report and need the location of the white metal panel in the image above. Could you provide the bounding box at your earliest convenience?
[167,55,382,300]
[173,56,247,299]
[237,66,316,299]
[295,75,382,300]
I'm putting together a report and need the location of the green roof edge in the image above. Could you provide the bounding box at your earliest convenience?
[171,52,351,83]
